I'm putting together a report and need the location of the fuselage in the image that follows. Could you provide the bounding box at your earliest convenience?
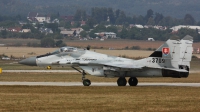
[34,47,164,77]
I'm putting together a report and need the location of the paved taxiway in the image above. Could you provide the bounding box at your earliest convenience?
[3,70,200,73]
[0,82,200,87]
[2,70,200,87]
[3,70,77,73]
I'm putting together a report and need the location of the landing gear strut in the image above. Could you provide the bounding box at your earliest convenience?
[82,71,91,86]
[117,77,127,86]
[72,67,91,86]
[128,77,138,86]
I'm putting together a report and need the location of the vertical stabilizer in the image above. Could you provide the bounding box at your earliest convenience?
[178,35,193,70]
[148,35,193,70]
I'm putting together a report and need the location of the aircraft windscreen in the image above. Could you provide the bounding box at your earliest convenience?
[36,47,77,58]
[59,47,77,52]
[36,50,60,58]
[51,50,60,55]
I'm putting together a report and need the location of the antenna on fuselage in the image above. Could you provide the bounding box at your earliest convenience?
[86,45,90,50]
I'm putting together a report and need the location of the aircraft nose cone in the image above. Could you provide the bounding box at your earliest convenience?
[19,57,37,66]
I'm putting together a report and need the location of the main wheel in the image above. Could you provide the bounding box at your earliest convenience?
[128,77,138,86]
[83,79,91,86]
[117,77,127,86]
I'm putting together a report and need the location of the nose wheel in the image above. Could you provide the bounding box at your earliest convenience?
[83,79,91,86]
[71,67,91,86]
[82,70,91,86]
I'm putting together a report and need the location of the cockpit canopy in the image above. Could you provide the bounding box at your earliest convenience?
[59,47,77,52]
[36,47,78,58]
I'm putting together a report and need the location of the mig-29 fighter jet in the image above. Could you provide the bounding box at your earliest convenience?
[19,35,193,86]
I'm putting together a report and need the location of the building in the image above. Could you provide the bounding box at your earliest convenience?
[60,31,75,37]
[7,27,22,32]
[134,24,144,28]
[22,29,31,33]
[171,25,200,33]
[27,12,51,23]
[60,16,74,21]
[95,32,117,38]
[39,28,53,34]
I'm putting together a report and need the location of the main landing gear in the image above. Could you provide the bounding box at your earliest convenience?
[72,67,91,86]
[117,77,138,86]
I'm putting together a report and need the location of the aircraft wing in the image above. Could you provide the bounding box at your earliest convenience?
[101,63,144,69]
[77,61,144,70]
[78,61,188,72]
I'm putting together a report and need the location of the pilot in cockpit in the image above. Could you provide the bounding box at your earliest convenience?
[60,47,77,52]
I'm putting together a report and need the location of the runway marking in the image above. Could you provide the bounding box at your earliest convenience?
[0,82,200,87]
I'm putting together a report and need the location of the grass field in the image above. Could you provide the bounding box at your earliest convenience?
[0,86,200,112]
[65,39,200,50]
[0,46,153,58]
[1,39,200,58]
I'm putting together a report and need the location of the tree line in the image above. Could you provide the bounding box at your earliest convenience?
[0,7,200,47]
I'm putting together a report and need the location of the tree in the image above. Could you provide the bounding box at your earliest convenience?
[86,18,96,29]
[80,31,87,37]
[145,9,154,23]
[74,9,82,21]
[154,13,163,25]
[107,8,115,24]
[40,37,55,47]
[184,14,195,25]
[147,17,155,25]
[44,23,59,33]
[89,30,97,38]
[136,15,145,25]
[55,40,66,47]
[95,24,107,32]
[119,28,128,39]
[115,11,126,25]
[81,25,90,31]
[1,29,7,38]
[106,26,118,33]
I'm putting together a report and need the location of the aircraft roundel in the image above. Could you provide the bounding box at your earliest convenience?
[162,47,170,56]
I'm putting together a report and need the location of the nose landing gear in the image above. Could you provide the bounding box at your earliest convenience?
[82,71,91,86]
[72,67,91,86]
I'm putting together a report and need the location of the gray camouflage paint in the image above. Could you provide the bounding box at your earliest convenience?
[20,35,193,78]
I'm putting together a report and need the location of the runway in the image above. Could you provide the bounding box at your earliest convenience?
[3,70,78,73]
[0,82,200,87]
[3,70,200,73]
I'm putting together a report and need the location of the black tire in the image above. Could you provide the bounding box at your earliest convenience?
[128,77,138,86]
[117,77,127,86]
[83,79,91,86]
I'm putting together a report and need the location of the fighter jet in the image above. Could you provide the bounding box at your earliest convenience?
[19,35,193,86]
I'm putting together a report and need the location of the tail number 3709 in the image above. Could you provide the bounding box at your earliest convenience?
[152,58,165,63]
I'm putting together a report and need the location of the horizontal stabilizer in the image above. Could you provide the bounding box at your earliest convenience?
[152,67,188,72]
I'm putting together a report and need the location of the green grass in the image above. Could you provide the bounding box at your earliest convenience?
[0,86,200,112]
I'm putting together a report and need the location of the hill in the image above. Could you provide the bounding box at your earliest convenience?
[1,0,200,20]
